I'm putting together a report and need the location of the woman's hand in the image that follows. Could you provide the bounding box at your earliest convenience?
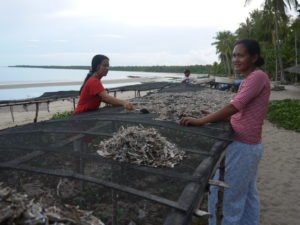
[179,117,204,126]
[201,110,211,116]
[123,100,134,111]
[100,91,135,110]
[180,104,238,126]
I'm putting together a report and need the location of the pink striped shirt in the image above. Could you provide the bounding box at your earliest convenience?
[230,70,270,144]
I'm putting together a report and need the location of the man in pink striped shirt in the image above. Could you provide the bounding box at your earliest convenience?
[180,39,270,225]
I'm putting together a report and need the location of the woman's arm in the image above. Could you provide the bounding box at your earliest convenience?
[180,104,238,126]
[99,90,134,110]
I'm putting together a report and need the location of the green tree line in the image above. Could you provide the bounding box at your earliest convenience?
[10,65,215,75]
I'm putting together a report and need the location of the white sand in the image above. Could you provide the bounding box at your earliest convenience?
[259,84,300,225]
[0,83,299,224]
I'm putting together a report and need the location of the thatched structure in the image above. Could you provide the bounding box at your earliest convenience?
[284,64,300,74]
[284,64,300,82]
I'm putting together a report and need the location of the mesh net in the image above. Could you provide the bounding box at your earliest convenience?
[0,84,233,225]
[107,82,171,92]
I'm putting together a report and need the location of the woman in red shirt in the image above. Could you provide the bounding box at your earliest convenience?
[74,55,134,114]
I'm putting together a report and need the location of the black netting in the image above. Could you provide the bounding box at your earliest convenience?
[0,84,232,225]
[0,91,79,105]
[108,82,171,92]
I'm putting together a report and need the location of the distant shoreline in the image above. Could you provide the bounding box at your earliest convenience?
[9,65,89,70]
[8,64,212,75]
[0,77,157,90]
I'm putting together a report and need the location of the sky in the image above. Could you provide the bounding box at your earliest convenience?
[0,0,290,67]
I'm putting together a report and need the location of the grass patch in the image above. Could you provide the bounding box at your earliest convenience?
[51,110,73,119]
[267,99,300,132]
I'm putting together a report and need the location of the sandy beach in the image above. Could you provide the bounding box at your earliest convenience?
[259,84,300,225]
[0,83,299,224]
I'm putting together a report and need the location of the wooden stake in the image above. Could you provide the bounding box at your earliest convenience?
[9,105,15,122]
[216,156,225,225]
[22,104,28,112]
[72,98,76,110]
[47,101,50,112]
[33,102,39,123]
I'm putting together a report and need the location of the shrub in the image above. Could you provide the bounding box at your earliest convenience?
[267,99,300,132]
[51,110,73,119]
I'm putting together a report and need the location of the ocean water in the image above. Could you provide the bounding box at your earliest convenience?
[0,67,182,100]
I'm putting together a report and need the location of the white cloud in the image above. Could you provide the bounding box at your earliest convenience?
[28,39,41,43]
[93,34,124,39]
[23,45,40,49]
[3,0,298,67]
[49,0,264,30]
[53,40,68,43]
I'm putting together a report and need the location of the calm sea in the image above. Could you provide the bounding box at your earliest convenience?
[0,67,182,100]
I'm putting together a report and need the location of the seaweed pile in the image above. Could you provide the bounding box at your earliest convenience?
[96,126,185,168]
[0,183,104,225]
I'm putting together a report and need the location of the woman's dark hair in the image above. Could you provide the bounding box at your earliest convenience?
[184,69,190,75]
[234,39,264,67]
[79,54,109,94]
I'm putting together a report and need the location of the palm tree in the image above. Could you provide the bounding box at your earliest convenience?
[250,9,274,42]
[245,0,299,82]
[235,9,276,77]
[236,18,254,38]
[290,18,300,65]
[212,31,236,77]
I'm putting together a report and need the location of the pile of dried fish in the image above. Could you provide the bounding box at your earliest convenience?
[132,88,234,121]
[96,126,185,168]
[0,183,104,225]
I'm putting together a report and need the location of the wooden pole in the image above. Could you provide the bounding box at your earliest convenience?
[296,32,298,66]
[47,101,50,112]
[22,104,28,112]
[216,156,225,225]
[72,98,76,110]
[33,102,39,123]
[9,105,15,122]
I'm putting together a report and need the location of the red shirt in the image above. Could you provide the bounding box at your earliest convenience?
[230,70,270,144]
[74,76,105,113]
